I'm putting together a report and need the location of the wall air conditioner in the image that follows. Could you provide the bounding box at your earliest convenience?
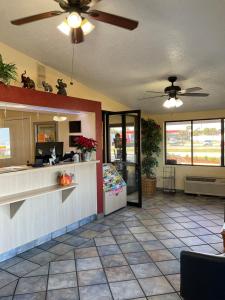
[184,176,225,197]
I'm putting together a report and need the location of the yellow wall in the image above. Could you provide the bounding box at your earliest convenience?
[147,109,225,190]
[0,42,129,111]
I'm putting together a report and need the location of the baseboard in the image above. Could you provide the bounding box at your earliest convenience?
[0,214,97,263]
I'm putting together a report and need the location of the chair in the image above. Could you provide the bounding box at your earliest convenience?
[180,251,225,300]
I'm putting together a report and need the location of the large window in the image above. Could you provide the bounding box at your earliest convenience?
[193,119,221,166]
[166,121,192,165]
[165,119,224,166]
[0,128,11,159]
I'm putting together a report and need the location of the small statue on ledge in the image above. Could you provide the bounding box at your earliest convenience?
[42,81,53,92]
[49,146,57,165]
[21,70,35,89]
[56,79,67,96]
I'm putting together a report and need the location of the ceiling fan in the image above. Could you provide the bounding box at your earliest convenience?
[139,76,209,108]
[11,0,139,44]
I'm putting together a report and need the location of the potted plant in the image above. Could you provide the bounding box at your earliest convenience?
[141,118,162,197]
[73,136,97,161]
[0,54,17,85]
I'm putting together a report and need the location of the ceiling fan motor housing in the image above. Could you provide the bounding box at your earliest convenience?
[164,85,181,97]
[60,0,91,13]
[164,76,181,97]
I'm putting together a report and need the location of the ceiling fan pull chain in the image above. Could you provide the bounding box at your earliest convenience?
[70,44,76,85]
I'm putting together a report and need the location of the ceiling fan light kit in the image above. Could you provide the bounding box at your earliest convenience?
[163,97,183,109]
[57,18,94,36]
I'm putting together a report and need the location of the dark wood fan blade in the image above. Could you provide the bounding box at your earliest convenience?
[139,95,165,101]
[11,11,63,25]
[181,93,209,97]
[146,91,165,94]
[71,27,84,44]
[87,10,138,30]
[180,87,202,94]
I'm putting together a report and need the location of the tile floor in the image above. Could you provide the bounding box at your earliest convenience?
[0,192,224,299]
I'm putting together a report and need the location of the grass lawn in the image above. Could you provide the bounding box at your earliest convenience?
[167,146,221,153]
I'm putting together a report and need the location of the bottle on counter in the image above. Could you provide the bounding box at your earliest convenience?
[73,152,80,163]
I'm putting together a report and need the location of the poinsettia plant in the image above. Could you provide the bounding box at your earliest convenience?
[73,136,97,153]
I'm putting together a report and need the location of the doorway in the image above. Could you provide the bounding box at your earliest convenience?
[103,110,142,207]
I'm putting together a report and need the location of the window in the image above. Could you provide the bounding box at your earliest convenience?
[193,119,221,166]
[166,121,192,165]
[165,119,224,166]
[0,128,11,159]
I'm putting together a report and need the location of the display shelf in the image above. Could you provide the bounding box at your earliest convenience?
[103,163,127,215]
[0,184,77,218]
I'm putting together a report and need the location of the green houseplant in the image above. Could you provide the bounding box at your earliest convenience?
[0,54,17,85]
[141,118,162,196]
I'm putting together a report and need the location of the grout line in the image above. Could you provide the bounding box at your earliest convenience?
[44,262,50,300]
[94,237,115,300]
[12,277,19,299]
[73,249,80,300]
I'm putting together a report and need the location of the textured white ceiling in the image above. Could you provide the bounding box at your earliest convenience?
[1,0,225,114]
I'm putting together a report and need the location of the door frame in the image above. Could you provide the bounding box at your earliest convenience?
[103,110,142,208]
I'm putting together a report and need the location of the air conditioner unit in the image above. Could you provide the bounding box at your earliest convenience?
[184,176,225,197]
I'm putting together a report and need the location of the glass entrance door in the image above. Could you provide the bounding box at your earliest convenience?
[104,110,142,207]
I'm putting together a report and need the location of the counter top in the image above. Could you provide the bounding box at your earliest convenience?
[0,160,100,176]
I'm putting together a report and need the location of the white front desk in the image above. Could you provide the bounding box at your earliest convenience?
[0,161,99,261]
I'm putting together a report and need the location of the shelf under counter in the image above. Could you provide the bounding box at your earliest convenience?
[0,183,77,218]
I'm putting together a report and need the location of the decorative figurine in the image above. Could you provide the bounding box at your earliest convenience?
[21,70,35,89]
[49,147,57,165]
[42,81,53,92]
[56,79,67,96]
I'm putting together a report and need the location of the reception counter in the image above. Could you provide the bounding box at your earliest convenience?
[0,161,99,262]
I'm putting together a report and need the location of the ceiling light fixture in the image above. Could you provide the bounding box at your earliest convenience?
[67,12,82,29]
[163,97,183,109]
[53,116,67,122]
[175,98,183,108]
[58,18,95,36]
[81,19,95,35]
[57,20,71,36]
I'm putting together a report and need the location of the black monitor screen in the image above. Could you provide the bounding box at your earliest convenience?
[35,142,64,162]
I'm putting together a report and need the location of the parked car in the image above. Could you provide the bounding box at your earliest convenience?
[203,140,213,146]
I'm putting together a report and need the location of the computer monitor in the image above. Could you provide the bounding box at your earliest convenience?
[35,142,64,163]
